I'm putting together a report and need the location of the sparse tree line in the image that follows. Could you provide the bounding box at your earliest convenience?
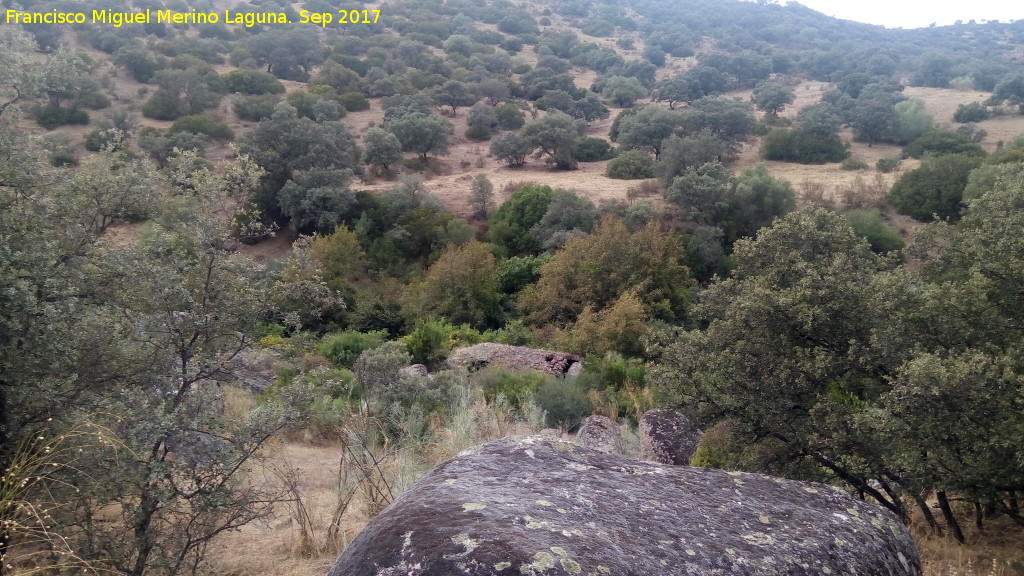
[6,0,1024,571]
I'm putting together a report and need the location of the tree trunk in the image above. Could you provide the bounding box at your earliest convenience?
[914,495,942,536]
[936,490,965,544]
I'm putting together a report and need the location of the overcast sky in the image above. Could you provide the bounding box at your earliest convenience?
[785,0,1021,29]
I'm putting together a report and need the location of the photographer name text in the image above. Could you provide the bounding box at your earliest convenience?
[5,8,380,27]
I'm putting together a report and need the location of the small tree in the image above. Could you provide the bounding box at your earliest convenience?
[469,173,494,220]
[601,75,648,107]
[388,113,451,160]
[752,79,795,118]
[489,132,534,167]
[361,127,403,174]
[434,80,479,115]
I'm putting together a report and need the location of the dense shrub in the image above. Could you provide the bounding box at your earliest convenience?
[842,209,905,253]
[875,154,902,173]
[759,129,847,164]
[953,101,990,123]
[141,90,185,121]
[339,91,371,112]
[573,137,614,162]
[605,150,656,179]
[317,329,388,368]
[534,377,593,430]
[495,103,526,130]
[466,123,492,141]
[232,94,280,121]
[76,90,112,110]
[903,129,986,159]
[889,152,983,221]
[221,69,286,95]
[33,105,90,129]
[476,367,546,409]
[168,114,234,140]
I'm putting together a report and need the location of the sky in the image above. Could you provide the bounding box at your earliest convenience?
[785,0,1022,29]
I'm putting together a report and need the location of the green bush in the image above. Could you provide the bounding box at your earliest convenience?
[476,367,546,409]
[875,154,902,173]
[903,129,986,159]
[889,152,983,221]
[465,123,492,141]
[840,158,868,171]
[535,377,593,430]
[605,149,655,179]
[141,90,185,121]
[573,137,614,162]
[221,68,286,95]
[953,101,990,123]
[232,94,280,121]
[842,209,905,253]
[168,114,234,139]
[495,103,526,130]
[401,319,483,368]
[339,91,370,112]
[33,105,90,129]
[76,90,112,110]
[759,129,847,164]
[317,330,388,368]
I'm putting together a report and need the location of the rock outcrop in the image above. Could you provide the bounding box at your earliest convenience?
[448,343,582,377]
[574,415,620,454]
[639,408,702,465]
[328,436,921,576]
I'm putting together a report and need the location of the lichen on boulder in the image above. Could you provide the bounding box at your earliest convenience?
[328,436,921,576]
[639,408,702,465]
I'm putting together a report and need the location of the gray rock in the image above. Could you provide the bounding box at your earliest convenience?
[222,346,279,393]
[448,343,581,376]
[399,364,430,378]
[574,415,620,454]
[328,436,921,576]
[640,408,702,465]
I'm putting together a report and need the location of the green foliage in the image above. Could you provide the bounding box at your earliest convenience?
[141,89,186,121]
[476,367,546,409]
[494,102,526,130]
[519,217,692,327]
[400,318,484,368]
[32,105,89,129]
[893,99,933,145]
[405,240,503,330]
[573,137,614,162]
[168,114,234,140]
[730,163,797,238]
[601,75,648,107]
[521,111,586,169]
[317,330,387,368]
[339,91,371,112]
[221,68,286,95]
[387,113,452,159]
[759,129,848,164]
[76,90,111,110]
[953,101,990,123]
[232,94,281,122]
[534,378,593,430]
[469,173,494,220]
[889,153,983,221]
[903,129,985,159]
[842,209,905,253]
[489,131,533,167]
[752,80,795,116]
[605,149,656,179]
[875,154,902,173]
[486,184,555,256]
[840,158,868,170]
[361,127,403,173]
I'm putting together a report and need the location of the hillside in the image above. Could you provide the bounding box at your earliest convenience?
[3,0,1024,574]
